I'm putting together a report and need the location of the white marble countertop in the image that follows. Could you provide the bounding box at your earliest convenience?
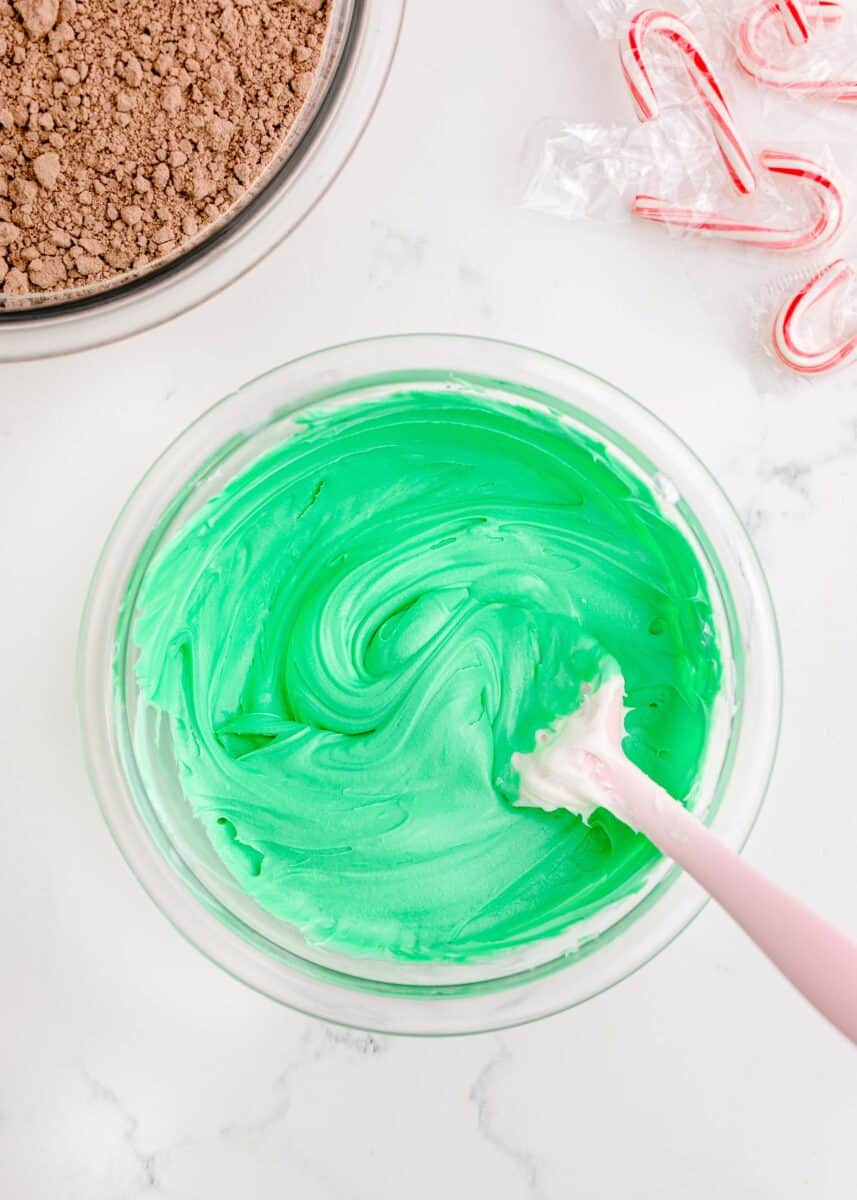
[2,2,856,1196]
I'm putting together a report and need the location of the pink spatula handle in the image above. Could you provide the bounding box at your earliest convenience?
[611,759,857,1046]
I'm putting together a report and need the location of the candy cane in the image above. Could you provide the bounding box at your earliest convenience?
[621,9,757,195]
[633,151,843,251]
[773,259,857,373]
[737,0,857,101]
[775,0,810,45]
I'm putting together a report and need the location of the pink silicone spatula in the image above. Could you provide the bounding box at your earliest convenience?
[514,675,857,1046]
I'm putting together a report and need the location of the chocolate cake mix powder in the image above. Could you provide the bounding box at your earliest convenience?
[0,0,330,298]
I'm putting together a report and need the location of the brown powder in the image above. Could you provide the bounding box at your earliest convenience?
[0,0,330,298]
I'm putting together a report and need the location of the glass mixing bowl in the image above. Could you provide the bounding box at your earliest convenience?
[0,0,403,362]
[78,334,782,1035]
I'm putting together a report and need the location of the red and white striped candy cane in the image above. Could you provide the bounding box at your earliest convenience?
[773,259,857,373]
[621,9,757,195]
[632,151,843,251]
[737,0,857,101]
[775,0,810,45]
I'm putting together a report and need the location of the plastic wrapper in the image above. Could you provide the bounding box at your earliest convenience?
[524,113,851,257]
[530,5,752,224]
[526,4,854,258]
[725,0,857,116]
[753,247,857,377]
[524,112,724,224]
[577,0,709,42]
[574,0,728,121]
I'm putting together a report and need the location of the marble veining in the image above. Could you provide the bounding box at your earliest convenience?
[470,1046,547,1198]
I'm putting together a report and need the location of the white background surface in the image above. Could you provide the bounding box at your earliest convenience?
[2,2,856,1196]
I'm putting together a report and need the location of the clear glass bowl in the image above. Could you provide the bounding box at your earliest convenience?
[0,0,403,362]
[78,334,782,1035]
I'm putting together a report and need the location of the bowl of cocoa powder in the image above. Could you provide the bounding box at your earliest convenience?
[0,0,402,358]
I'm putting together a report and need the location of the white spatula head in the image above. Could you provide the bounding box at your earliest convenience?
[512,672,643,830]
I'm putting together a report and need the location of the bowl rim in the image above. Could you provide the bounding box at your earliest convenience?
[77,332,783,1035]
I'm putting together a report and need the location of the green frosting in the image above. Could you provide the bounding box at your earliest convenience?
[132,391,722,962]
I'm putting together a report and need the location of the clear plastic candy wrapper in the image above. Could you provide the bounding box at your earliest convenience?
[577,0,709,42]
[756,249,857,376]
[525,118,849,256]
[726,0,857,109]
[526,5,853,257]
[524,113,725,225]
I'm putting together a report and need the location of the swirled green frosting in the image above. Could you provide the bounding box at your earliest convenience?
[132,391,722,961]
